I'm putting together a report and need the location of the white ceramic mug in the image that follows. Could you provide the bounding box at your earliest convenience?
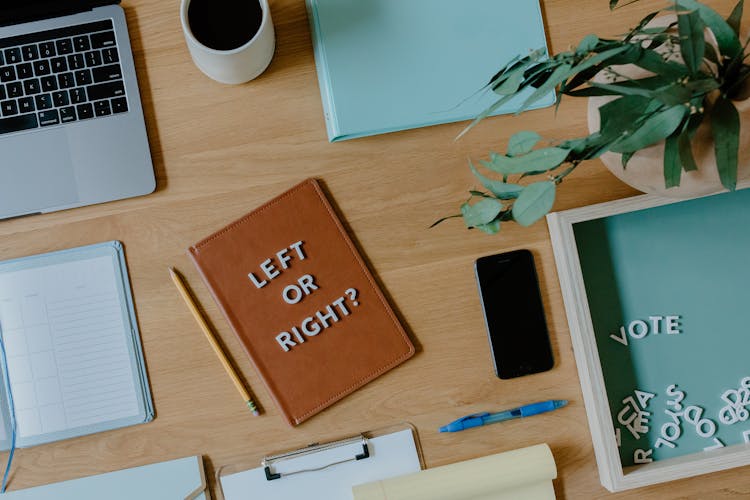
[180,0,275,84]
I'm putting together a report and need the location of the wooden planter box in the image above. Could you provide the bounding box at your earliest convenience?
[547,188,750,492]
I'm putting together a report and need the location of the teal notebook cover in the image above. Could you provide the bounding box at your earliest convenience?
[0,241,153,450]
[305,0,554,142]
[3,455,207,499]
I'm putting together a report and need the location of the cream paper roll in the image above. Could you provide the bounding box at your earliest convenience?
[352,443,557,500]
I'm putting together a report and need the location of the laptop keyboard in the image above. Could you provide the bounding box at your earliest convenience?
[0,20,128,136]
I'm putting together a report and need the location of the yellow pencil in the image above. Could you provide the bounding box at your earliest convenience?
[169,267,260,416]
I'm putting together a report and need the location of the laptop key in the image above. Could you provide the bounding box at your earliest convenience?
[67,54,85,70]
[41,76,57,92]
[102,48,119,64]
[6,82,22,98]
[86,81,125,101]
[0,85,5,101]
[51,57,68,73]
[52,90,69,107]
[75,69,92,86]
[1,100,18,116]
[69,87,86,104]
[0,51,3,66]
[85,50,102,68]
[0,113,38,134]
[18,97,34,113]
[59,106,77,123]
[92,64,123,83]
[56,38,73,55]
[90,31,116,49]
[73,36,90,52]
[38,109,59,126]
[38,42,56,58]
[22,44,39,61]
[58,72,75,89]
[17,63,33,80]
[33,60,51,77]
[111,97,128,114]
[0,66,16,83]
[76,102,93,120]
[94,100,111,117]
[4,48,21,65]
[23,79,40,95]
[35,94,52,111]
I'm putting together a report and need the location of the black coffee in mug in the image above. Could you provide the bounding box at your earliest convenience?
[188,0,263,51]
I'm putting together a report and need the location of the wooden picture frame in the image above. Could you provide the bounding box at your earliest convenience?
[546,191,750,492]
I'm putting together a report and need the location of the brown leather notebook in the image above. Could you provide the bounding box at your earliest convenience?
[188,179,414,426]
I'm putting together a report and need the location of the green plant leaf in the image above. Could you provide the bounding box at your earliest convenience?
[599,95,652,136]
[654,83,693,106]
[677,8,705,75]
[727,0,744,36]
[590,82,654,97]
[519,64,572,111]
[610,105,688,153]
[572,46,634,75]
[484,147,571,175]
[678,112,702,171]
[677,0,742,59]
[493,68,525,95]
[461,199,503,228]
[678,132,699,171]
[622,151,635,168]
[507,131,542,156]
[469,190,494,198]
[512,181,557,227]
[634,49,690,79]
[563,46,643,93]
[577,34,599,53]
[711,95,740,191]
[429,214,462,228]
[457,92,516,140]
[469,161,523,199]
[625,12,660,41]
[664,133,682,188]
[476,220,501,234]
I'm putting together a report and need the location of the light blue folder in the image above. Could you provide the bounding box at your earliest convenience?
[3,455,207,499]
[0,241,153,450]
[305,0,554,142]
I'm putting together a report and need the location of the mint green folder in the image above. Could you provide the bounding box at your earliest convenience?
[0,241,153,450]
[3,456,207,499]
[305,0,554,142]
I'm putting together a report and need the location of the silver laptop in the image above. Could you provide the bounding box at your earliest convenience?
[0,0,155,220]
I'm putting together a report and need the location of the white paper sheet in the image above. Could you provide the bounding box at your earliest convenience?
[220,429,422,500]
[0,255,139,441]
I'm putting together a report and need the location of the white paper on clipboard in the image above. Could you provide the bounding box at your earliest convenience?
[218,428,422,500]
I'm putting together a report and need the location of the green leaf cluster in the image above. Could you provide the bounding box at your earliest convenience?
[440,0,748,235]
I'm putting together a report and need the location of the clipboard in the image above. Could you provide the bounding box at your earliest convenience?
[216,423,424,500]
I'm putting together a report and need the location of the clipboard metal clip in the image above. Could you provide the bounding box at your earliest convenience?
[263,435,371,481]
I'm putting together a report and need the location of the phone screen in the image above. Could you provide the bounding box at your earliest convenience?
[475,250,553,379]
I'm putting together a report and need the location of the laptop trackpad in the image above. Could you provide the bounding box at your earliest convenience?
[0,131,78,217]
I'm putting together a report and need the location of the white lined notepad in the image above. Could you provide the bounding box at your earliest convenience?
[0,242,152,449]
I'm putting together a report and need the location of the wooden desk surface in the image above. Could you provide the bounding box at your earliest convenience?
[2,0,748,498]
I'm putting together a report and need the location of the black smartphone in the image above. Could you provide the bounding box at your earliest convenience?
[475,249,554,379]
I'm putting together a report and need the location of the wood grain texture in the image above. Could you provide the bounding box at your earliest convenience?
[0,0,746,498]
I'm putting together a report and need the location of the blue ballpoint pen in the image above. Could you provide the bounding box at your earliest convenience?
[439,400,568,433]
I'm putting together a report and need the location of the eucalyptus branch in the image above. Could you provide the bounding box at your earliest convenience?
[435,0,747,235]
